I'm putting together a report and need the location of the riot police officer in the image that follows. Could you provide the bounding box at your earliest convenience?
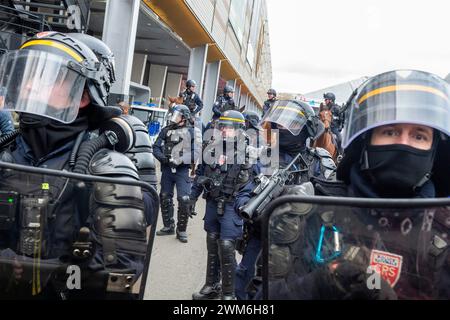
[212,85,237,120]
[179,79,203,116]
[323,92,343,154]
[266,70,450,300]
[68,32,158,193]
[191,110,258,300]
[261,99,336,181]
[263,88,277,116]
[233,101,336,300]
[242,110,263,159]
[0,32,157,298]
[153,104,201,243]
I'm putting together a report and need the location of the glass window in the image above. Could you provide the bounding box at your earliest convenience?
[229,0,248,44]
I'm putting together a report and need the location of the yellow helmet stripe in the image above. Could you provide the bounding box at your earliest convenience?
[219,117,245,123]
[20,40,84,63]
[274,106,305,117]
[358,84,449,105]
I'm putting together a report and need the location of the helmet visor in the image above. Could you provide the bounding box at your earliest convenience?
[261,100,307,136]
[343,70,450,148]
[167,110,184,124]
[0,50,86,123]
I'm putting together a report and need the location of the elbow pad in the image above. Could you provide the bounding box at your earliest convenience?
[89,149,147,266]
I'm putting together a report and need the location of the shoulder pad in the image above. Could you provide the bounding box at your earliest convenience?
[310,176,347,197]
[131,130,152,153]
[125,116,152,153]
[279,183,315,216]
[321,157,337,171]
[314,147,333,158]
[89,149,139,180]
[283,182,315,197]
[126,151,156,171]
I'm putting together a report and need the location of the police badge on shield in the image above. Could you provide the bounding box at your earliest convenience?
[369,249,403,287]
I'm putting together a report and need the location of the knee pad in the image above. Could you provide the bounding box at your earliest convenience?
[160,193,173,207]
[206,232,220,253]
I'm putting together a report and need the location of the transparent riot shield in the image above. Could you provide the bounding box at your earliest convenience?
[0,161,159,300]
[262,195,450,300]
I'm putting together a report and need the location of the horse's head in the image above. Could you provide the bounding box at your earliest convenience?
[319,110,332,129]
[168,96,184,108]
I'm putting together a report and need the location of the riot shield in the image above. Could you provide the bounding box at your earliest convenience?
[0,161,159,300]
[262,195,450,300]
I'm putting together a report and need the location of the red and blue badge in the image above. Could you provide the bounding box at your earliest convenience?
[370,249,403,287]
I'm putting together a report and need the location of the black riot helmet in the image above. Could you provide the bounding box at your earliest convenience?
[186,79,197,89]
[243,110,262,130]
[218,110,245,130]
[261,99,324,140]
[337,70,450,196]
[166,104,191,127]
[0,31,116,123]
[67,32,116,105]
[267,88,277,97]
[323,92,336,103]
[223,85,235,95]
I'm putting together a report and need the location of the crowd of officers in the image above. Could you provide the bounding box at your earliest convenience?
[0,31,448,300]
[155,69,450,300]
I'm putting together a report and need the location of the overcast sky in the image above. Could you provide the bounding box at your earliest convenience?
[266,0,450,94]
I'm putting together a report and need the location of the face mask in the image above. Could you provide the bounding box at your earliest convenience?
[278,127,308,150]
[19,112,88,160]
[362,144,435,197]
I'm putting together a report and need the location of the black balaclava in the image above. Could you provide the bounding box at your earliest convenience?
[360,131,438,197]
[278,126,309,156]
[19,108,89,160]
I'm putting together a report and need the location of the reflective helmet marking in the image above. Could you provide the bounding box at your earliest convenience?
[358,84,449,105]
[20,39,83,62]
[274,106,305,117]
[218,116,245,123]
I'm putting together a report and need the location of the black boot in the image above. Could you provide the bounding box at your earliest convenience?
[192,233,221,300]
[156,193,175,236]
[176,196,190,243]
[218,239,237,300]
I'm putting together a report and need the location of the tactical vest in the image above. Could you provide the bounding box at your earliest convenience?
[202,163,250,202]
[182,92,196,109]
[0,145,80,259]
[163,128,185,161]
[217,97,236,113]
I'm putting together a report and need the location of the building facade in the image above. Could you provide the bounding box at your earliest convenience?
[1,0,272,123]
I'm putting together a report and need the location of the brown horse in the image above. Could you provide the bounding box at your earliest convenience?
[168,96,183,110]
[313,110,339,162]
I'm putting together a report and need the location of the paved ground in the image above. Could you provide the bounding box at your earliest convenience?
[144,196,209,300]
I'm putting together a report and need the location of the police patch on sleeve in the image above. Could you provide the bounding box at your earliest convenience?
[370,250,403,287]
[369,249,403,287]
